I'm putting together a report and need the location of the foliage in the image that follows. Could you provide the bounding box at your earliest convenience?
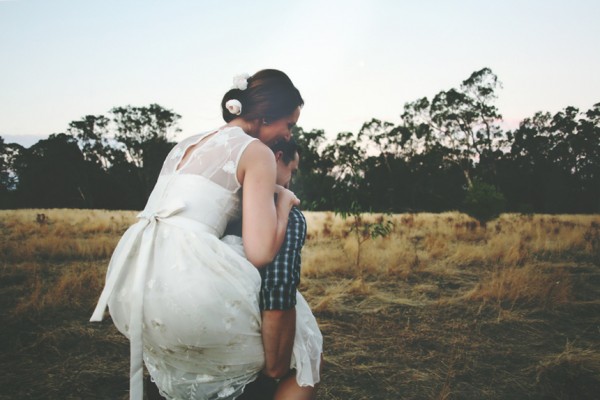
[110,104,180,169]
[12,134,91,208]
[0,137,23,207]
[337,201,394,276]
[291,127,337,210]
[462,180,506,226]
[400,68,505,188]
[506,103,600,213]
[67,114,112,168]
[2,104,179,209]
[1,70,599,213]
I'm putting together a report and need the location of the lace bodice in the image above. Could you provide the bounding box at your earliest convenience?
[136,126,258,237]
[161,126,257,193]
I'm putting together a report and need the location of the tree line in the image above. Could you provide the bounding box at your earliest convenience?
[0,104,180,210]
[1,68,599,218]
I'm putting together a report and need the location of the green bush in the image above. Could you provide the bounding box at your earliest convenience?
[463,180,506,226]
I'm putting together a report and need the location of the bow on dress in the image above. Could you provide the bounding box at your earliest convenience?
[90,200,186,400]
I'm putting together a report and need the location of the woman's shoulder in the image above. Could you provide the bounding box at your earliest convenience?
[236,139,274,176]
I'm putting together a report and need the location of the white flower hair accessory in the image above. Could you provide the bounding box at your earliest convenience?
[225,99,242,115]
[232,73,250,90]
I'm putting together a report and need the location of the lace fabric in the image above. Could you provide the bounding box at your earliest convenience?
[161,126,257,193]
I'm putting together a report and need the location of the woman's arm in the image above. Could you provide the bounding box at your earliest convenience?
[237,141,298,267]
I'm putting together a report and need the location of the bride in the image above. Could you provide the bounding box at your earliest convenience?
[90,69,322,400]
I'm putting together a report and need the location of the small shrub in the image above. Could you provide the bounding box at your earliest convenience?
[462,180,506,226]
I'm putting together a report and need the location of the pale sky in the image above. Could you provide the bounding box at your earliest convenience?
[1,0,599,147]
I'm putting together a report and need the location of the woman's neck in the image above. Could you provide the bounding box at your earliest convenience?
[227,118,259,137]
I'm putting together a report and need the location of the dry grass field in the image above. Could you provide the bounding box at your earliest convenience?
[1,209,599,399]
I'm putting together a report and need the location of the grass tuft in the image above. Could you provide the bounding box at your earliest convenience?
[535,341,600,399]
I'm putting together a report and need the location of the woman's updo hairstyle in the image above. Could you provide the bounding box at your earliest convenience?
[221,69,304,123]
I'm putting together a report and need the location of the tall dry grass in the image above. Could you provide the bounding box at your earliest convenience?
[11,262,107,316]
[0,209,136,316]
[2,209,599,314]
[2,209,599,399]
[0,209,137,262]
[5,209,597,268]
[302,211,599,311]
[304,212,600,275]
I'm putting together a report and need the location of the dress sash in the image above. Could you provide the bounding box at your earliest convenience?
[90,200,214,400]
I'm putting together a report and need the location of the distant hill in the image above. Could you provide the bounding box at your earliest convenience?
[1,134,48,148]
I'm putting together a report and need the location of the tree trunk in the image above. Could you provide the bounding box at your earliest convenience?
[463,168,473,189]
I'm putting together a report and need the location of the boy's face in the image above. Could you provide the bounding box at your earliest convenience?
[275,151,300,188]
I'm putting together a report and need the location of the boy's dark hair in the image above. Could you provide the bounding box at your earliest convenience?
[270,138,301,165]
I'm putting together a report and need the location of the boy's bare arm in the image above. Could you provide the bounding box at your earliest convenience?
[261,308,296,379]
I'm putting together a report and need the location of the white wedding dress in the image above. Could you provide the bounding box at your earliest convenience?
[90,126,322,400]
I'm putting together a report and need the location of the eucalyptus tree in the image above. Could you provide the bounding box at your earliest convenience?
[0,137,23,193]
[356,119,412,211]
[576,104,600,189]
[291,126,337,210]
[0,137,25,207]
[67,114,112,169]
[322,130,368,211]
[399,68,505,188]
[508,103,600,212]
[109,104,180,201]
[64,104,179,208]
[358,118,408,170]
[110,104,181,169]
[13,134,90,208]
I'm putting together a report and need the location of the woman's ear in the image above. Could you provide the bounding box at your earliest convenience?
[245,118,262,137]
